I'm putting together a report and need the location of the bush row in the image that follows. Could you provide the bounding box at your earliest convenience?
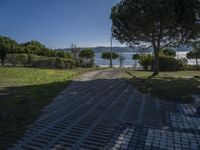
[6,53,76,69]
[159,56,187,71]
[138,55,189,71]
[182,65,200,71]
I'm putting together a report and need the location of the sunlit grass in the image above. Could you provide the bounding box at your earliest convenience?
[0,67,94,149]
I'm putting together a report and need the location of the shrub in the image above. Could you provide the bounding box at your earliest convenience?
[54,57,65,69]
[138,54,153,70]
[7,53,28,66]
[160,49,176,57]
[183,65,200,71]
[159,56,184,71]
[81,62,94,68]
[63,59,74,69]
[32,57,55,68]
[132,54,141,60]
[138,54,186,71]
[73,59,82,68]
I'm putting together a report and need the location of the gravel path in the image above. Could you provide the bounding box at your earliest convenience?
[12,70,200,150]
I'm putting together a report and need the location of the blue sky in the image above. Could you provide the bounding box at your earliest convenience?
[0,0,122,48]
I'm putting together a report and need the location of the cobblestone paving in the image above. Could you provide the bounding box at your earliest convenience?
[105,96,200,150]
[11,70,200,150]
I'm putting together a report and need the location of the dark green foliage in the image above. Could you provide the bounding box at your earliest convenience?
[21,41,48,56]
[79,48,95,60]
[111,0,200,75]
[64,52,73,59]
[186,45,200,65]
[0,36,17,65]
[159,56,184,71]
[32,57,55,68]
[11,46,25,54]
[56,50,65,58]
[79,48,95,67]
[127,71,200,103]
[160,49,176,57]
[187,51,197,59]
[7,54,28,66]
[138,54,153,70]
[0,36,78,68]
[20,41,70,58]
[183,65,200,71]
[30,56,74,69]
[54,57,65,69]
[63,59,74,69]
[138,54,185,71]
[101,51,119,60]
[132,54,141,60]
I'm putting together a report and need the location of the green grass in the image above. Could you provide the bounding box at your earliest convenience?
[0,67,95,149]
[126,69,200,103]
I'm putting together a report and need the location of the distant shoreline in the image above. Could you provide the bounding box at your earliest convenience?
[94,51,198,67]
[60,47,191,53]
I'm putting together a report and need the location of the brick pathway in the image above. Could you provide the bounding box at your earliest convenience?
[11,70,200,150]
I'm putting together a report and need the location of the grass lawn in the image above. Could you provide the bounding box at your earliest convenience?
[126,69,200,103]
[0,67,95,149]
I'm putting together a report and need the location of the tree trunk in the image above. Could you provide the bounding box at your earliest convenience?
[1,58,4,66]
[196,56,199,66]
[135,60,137,69]
[153,49,159,76]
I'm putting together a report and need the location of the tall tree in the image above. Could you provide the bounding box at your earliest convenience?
[0,36,17,65]
[111,0,200,75]
[186,44,200,65]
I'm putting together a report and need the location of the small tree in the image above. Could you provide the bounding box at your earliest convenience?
[102,52,119,60]
[0,36,17,66]
[132,54,141,67]
[139,54,154,71]
[54,57,65,69]
[186,46,200,66]
[161,49,176,57]
[118,53,125,68]
[79,48,95,67]
[102,52,119,67]
[111,0,200,75]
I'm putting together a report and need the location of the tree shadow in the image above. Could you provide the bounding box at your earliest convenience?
[130,76,200,103]
[0,80,74,149]
[0,78,123,149]
[1,76,199,149]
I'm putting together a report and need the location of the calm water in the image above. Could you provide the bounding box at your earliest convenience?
[94,52,199,67]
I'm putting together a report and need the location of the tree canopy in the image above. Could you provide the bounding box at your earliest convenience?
[79,48,95,59]
[111,0,200,75]
[160,49,176,57]
[0,36,17,65]
[132,54,141,60]
[186,44,200,65]
[0,36,73,65]
[101,52,119,60]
